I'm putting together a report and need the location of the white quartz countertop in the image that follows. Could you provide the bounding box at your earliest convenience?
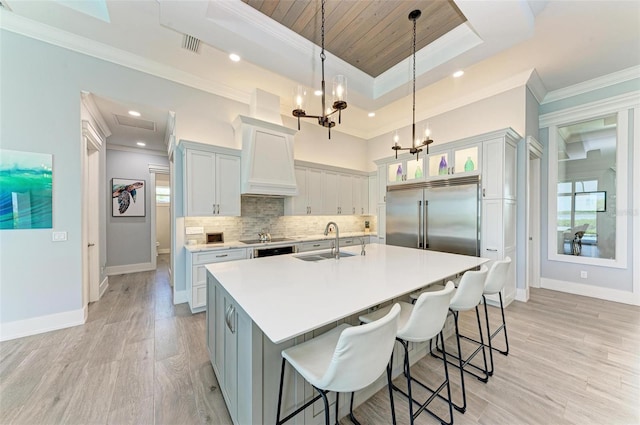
[206,244,488,344]
[185,232,376,252]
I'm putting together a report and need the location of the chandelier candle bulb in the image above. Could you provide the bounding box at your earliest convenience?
[390,9,434,160]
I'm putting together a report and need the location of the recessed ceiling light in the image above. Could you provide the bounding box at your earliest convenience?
[368,112,375,117]
[136,141,146,147]
[314,90,323,96]
[229,53,241,62]
[128,110,141,117]
[453,70,464,78]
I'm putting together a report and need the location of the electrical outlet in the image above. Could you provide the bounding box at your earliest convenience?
[185,226,204,235]
[52,231,67,242]
[580,270,588,279]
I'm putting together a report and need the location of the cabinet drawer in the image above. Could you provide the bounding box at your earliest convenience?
[193,285,207,308]
[194,249,247,264]
[297,240,333,252]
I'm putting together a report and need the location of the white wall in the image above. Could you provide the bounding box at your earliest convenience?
[367,87,526,168]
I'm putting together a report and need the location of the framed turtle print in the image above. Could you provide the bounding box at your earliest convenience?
[112,178,145,217]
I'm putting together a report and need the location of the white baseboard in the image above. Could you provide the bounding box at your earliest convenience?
[158,248,171,254]
[541,277,640,306]
[0,307,86,341]
[174,289,188,305]
[106,262,154,276]
[99,276,109,298]
[515,287,529,302]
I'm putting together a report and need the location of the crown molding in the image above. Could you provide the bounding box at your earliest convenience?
[541,65,640,104]
[525,69,547,104]
[81,91,112,138]
[0,10,251,105]
[539,90,640,128]
[106,143,168,157]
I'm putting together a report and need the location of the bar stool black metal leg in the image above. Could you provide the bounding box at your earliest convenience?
[452,311,467,413]
[386,353,397,425]
[439,332,454,425]
[474,306,489,382]
[316,387,331,425]
[276,358,286,425]
[348,392,362,425]
[483,297,495,376]
[335,390,339,425]
[498,293,510,355]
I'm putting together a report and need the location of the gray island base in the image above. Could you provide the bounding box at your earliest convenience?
[206,244,488,425]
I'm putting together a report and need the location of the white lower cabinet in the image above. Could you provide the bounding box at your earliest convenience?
[481,198,517,306]
[208,276,252,425]
[186,248,247,313]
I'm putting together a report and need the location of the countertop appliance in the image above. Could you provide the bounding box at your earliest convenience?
[386,176,480,256]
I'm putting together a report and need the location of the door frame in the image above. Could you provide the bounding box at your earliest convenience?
[525,136,543,295]
[149,164,170,270]
[81,120,104,308]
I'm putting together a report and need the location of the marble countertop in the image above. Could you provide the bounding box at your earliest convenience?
[206,244,488,344]
[184,231,377,252]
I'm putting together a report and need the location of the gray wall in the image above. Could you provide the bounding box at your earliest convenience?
[106,149,168,268]
[0,29,245,325]
[539,81,637,291]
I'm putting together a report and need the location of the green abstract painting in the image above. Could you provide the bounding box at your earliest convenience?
[0,149,53,229]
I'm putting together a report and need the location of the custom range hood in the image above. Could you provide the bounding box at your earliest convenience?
[233,89,298,197]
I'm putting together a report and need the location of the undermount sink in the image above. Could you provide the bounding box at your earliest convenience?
[294,251,356,262]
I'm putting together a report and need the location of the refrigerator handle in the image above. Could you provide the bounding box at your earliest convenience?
[417,200,423,248]
[424,200,429,249]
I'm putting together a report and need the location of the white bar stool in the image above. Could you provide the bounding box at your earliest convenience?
[460,257,511,376]
[412,266,489,413]
[276,304,401,425]
[359,282,456,425]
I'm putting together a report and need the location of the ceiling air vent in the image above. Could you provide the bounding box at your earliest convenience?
[182,34,201,53]
[113,114,156,131]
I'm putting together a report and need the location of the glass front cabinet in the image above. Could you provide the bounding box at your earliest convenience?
[386,156,425,185]
[427,143,481,177]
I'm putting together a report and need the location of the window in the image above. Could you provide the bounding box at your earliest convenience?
[544,97,630,268]
[156,185,170,204]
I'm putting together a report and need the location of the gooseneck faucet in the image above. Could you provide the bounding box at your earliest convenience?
[324,221,340,259]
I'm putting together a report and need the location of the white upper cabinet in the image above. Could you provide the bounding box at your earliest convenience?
[482,136,517,200]
[183,143,241,217]
[285,166,323,215]
[386,156,424,185]
[286,162,369,216]
[322,171,339,215]
[427,143,481,177]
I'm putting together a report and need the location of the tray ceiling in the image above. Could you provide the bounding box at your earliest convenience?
[241,0,466,77]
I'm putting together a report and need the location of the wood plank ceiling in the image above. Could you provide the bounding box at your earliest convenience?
[241,0,467,77]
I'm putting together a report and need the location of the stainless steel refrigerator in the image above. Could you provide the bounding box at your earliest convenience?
[386,176,480,256]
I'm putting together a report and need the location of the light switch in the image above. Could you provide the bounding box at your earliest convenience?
[52,231,67,242]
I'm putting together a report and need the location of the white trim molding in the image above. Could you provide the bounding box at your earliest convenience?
[544,99,631,269]
[105,262,154,276]
[99,276,109,299]
[634,106,640,300]
[541,278,639,306]
[0,308,86,341]
[515,288,529,302]
[174,289,188,305]
[540,91,640,128]
[542,65,640,104]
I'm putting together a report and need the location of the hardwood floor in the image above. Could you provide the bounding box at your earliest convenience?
[1,256,638,424]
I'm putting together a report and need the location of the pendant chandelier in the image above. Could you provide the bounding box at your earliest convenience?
[391,9,434,160]
[292,0,347,139]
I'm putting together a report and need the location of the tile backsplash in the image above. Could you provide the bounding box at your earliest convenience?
[184,196,377,243]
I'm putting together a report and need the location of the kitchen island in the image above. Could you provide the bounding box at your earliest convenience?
[206,244,488,425]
